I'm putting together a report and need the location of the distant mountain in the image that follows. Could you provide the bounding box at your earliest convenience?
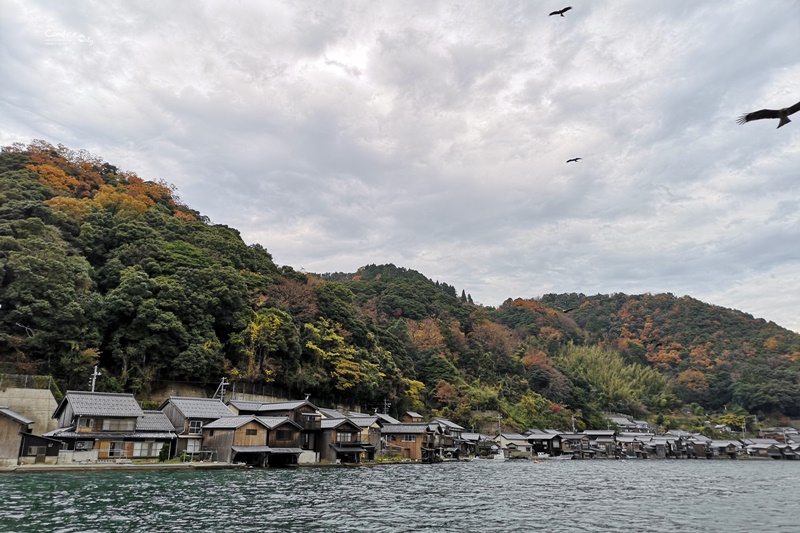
[2,141,798,433]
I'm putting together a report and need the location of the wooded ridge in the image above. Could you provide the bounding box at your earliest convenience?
[2,141,798,433]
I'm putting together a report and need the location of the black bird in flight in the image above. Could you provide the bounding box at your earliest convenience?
[736,99,800,129]
[549,6,573,17]
[566,157,581,163]
[557,307,576,313]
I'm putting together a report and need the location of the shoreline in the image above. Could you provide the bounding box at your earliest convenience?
[0,461,245,474]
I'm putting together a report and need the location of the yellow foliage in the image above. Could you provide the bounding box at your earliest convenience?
[44,196,93,221]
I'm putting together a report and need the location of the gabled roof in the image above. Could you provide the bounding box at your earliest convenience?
[348,416,378,428]
[318,407,347,419]
[498,432,530,442]
[159,397,234,419]
[137,410,176,432]
[433,418,465,431]
[375,413,401,424]
[381,423,430,434]
[258,400,318,412]
[0,406,34,426]
[321,418,361,431]
[256,416,302,430]
[54,391,144,419]
[204,415,266,430]
[406,411,424,418]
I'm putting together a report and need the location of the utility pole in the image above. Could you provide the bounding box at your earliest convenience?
[213,377,228,401]
[383,398,391,414]
[90,365,101,392]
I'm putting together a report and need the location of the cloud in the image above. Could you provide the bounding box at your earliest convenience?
[1,0,799,332]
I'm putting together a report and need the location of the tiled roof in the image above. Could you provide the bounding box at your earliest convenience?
[137,410,176,432]
[375,413,401,424]
[381,423,430,434]
[57,391,144,418]
[0,406,34,425]
[321,418,359,430]
[348,416,378,428]
[256,416,300,430]
[256,400,316,412]
[433,418,465,430]
[162,397,234,419]
[318,407,346,419]
[204,415,262,429]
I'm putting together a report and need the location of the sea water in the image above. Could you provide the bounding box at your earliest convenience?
[1,460,798,532]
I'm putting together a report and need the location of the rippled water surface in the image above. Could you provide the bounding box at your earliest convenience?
[1,460,798,532]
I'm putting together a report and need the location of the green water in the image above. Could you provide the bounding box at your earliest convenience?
[1,460,798,532]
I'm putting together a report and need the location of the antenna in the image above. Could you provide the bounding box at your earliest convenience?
[90,365,101,392]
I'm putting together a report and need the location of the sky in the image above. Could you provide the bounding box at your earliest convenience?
[1,0,799,332]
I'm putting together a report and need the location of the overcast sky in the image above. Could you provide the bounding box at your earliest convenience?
[2,0,799,332]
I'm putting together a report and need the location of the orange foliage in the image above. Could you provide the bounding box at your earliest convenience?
[688,342,714,369]
[173,210,198,222]
[44,197,93,221]
[92,184,150,217]
[676,369,709,392]
[646,344,682,370]
[469,320,515,357]
[407,318,445,353]
[537,326,563,343]
[521,348,550,369]
[433,380,459,405]
[763,337,779,351]
[27,164,82,194]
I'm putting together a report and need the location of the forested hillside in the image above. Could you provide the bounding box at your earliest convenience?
[2,141,799,433]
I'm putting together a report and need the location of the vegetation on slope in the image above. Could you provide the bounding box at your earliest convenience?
[1,141,799,434]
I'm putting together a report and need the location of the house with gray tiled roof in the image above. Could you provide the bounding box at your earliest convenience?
[45,391,175,462]
[228,399,322,462]
[159,397,234,457]
[200,415,303,466]
[320,418,366,463]
[381,423,434,461]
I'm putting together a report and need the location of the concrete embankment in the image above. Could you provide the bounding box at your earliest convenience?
[0,461,245,474]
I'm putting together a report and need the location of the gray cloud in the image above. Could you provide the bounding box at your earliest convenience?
[1,0,799,332]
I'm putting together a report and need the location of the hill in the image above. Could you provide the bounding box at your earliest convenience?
[1,141,799,433]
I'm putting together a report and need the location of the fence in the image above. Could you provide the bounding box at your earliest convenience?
[0,374,53,391]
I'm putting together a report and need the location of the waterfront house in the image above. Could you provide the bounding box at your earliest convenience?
[319,418,366,463]
[496,432,531,457]
[559,433,591,458]
[46,391,134,461]
[201,415,303,466]
[381,423,431,461]
[229,399,322,462]
[159,396,235,459]
[525,429,563,457]
[343,412,382,461]
[431,418,466,460]
[584,430,616,457]
[0,406,34,467]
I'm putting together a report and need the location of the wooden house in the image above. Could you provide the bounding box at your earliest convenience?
[380,423,431,461]
[559,433,591,458]
[525,430,564,457]
[201,415,303,466]
[1,406,35,467]
[44,391,176,462]
[402,411,424,423]
[319,418,366,463]
[159,396,234,458]
[229,399,322,460]
[496,432,531,457]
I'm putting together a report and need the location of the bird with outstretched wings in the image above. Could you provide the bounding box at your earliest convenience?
[736,99,800,129]
[549,6,572,17]
[566,157,581,163]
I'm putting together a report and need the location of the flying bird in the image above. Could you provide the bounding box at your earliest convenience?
[549,6,573,17]
[566,157,581,163]
[736,99,800,129]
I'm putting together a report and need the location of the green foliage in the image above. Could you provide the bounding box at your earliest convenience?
[2,141,799,428]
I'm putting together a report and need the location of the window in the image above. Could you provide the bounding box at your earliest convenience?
[78,418,94,428]
[402,434,416,442]
[388,435,397,442]
[27,446,46,456]
[75,441,93,451]
[189,420,203,435]
[338,432,353,443]
[245,429,258,436]
[102,419,136,432]
[133,441,161,457]
[186,439,201,453]
[107,441,126,457]
[276,429,292,441]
